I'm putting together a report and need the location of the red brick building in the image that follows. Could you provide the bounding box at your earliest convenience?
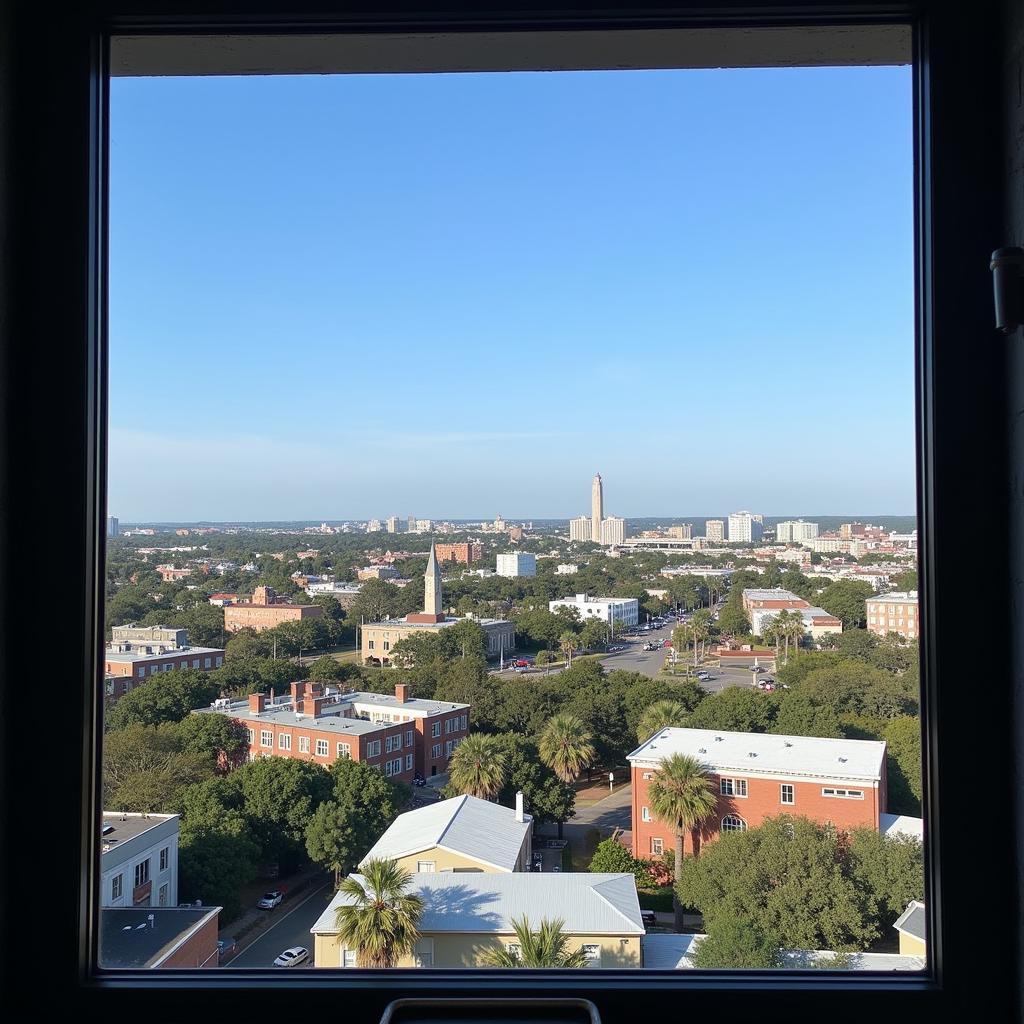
[628,728,887,860]
[104,644,225,699]
[434,542,483,565]
[196,680,470,781]
[222,585,324,633]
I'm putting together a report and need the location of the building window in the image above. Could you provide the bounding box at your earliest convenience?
[643,772,654,780]
[204,657,212,668]
[134,859,150,888]
[158,882,169,906]
[720,778,747,797]
[417,861,436,872]
[367,740,381,758]
[406,753,414,771]
[506,943,521,960]
[192,659,200,669]
[298,736,310,753]
[341,949,357,969]
[246,729,254,744]
[368,640,375,650]
[111,874,123,901]
[460,714,467,730]
[431,744,442,759]
[260,730,273,747]
[581,944,602,967]
[781,784,795,805]
[337,742,351,759]
[406,730,414,746]
[159,847,169,871]
[722,815,747,832]
[650,837,663,855]
[445,740,453,756]
[316,739,329,756]
[641,806,651,822]
[822,788,864,799]
[383,641,390,651]
[431,721,441,738]
[279,733,291,750]
[445,718,452,733]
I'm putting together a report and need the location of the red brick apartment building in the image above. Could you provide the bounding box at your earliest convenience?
[434,542,484,564]
[222,584,324,633]
[104,645,225,699]
[196,680,470,781]
[628,728,887,859]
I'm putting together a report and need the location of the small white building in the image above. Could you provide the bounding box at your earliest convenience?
[101,812,180,909]
[496,552,537,578]
[555,564,579,575]
[549,593,639,628]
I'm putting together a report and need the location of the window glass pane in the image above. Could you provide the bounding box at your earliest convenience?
[102,47,920,975]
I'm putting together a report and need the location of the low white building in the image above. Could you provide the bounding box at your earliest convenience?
[776,520,819,542]
[496,552,537,578]
[549,593,639,628]
[555,563,579,575]
[101,812,179,909]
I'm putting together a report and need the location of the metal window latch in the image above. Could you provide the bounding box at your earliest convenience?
[991,247,1024,333]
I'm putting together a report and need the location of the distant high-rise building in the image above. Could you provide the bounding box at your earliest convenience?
[705,519,725,543]
[407,515,417,532]
[591,474,604,543]
[107,516,119,538]
[600,515,626,546]
[728,511,763,543]
[667,524,692,540]
[415,519,432,533]
[569,515,592,542]
[367,519,382,532]
[386,516,400,533]
[776,520,819,543]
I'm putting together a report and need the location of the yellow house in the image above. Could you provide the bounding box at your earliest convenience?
[893,900,926,957]
[359,793,533,874]
[311,872,645,969]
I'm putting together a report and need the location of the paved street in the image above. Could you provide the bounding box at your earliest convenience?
[228,879,332,969]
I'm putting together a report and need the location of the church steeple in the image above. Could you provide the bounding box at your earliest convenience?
[424,542,442,617]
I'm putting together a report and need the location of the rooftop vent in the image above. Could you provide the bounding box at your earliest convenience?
[784,741,793,748]
[102,823,115,835]
[838,756,847,763]
[714,736,723,742]
[697,747,706,754]
[748,752,757,758]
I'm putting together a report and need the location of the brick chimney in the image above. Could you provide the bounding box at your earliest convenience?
[248,692,266,714]
[302,695,325,717]
[395,683,409,704]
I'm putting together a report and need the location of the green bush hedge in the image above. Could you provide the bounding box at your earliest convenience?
[638,887,674,913]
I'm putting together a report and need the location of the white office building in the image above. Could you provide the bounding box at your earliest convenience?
[728,511,764,543]
[600,516,626,546]
[705,519,725,542]
[776,520,819,542]
[101,812,179,909]
[496,552,537,578]
[549,593,639,628]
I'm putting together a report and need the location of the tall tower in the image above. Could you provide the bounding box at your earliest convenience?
[591,473,604,543]
[408,542,445,623]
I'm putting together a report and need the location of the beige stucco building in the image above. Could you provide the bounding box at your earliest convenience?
[360,793,533,875]
[311,872,645,969]
[893,900,926,957]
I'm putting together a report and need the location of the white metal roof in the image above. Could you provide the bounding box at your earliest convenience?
[642,934,925,971]
[893,900,926,941]
[312,873,644,936]
[359,795,531,872]
[627,728,886,782]
[880,813,924,840]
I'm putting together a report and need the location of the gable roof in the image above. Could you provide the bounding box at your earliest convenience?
[312,873,645,936]
[359,794,531,872]
[893,900,926,942]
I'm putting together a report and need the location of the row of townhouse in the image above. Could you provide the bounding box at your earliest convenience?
[195,680,470,783]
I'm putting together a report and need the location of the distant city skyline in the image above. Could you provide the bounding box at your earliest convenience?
[109,66,913,520]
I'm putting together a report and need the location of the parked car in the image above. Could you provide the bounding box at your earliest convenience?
[511,657,532,667]
[412,773,426,787]
[753,665,768,673]
[640,909,658,928]
[273,946,309,968]
[217,939,238,963]
[696,671,712,681]
[257,890,283,909]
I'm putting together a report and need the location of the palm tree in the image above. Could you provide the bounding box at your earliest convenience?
[648,753,717,931]
[786,614,805,658]
[636,700,689,742]
[479,916,591,968]
[333,858,424,968]
[446,732,508,799]
[559,631,579,666]
[539,713,596,784]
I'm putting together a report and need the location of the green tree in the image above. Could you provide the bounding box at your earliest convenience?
[636,700,690,742]
[716,603,751,635]
[178,829,260,922]
[817,580,874,629]
[439,619,488,660]
[588,837,636,873]
[173,712,249,766]
[687,686,779,733]
[446,733,509,799]
[538,713,596,784]
[494,733,576,830]
[884,716,923,815]
[479,917,590,968]
[770,692,843,738]
[847,827,925,932]
[579,619,608,651]
[105,669,221,730]
[648,753,717,930]
[690,912,782,969]
[679,816,877,951]
[559,631,580,666]
[334,859,424,968]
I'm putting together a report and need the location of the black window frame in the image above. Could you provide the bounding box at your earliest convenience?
[0,1,1019,1022]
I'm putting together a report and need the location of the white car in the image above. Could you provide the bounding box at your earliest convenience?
[274,946,310,968]
[257,890,283,909]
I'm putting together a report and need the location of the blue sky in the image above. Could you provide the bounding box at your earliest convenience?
[109,66,914,521]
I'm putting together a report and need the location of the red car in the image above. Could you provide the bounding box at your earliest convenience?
[511,658,531,668]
